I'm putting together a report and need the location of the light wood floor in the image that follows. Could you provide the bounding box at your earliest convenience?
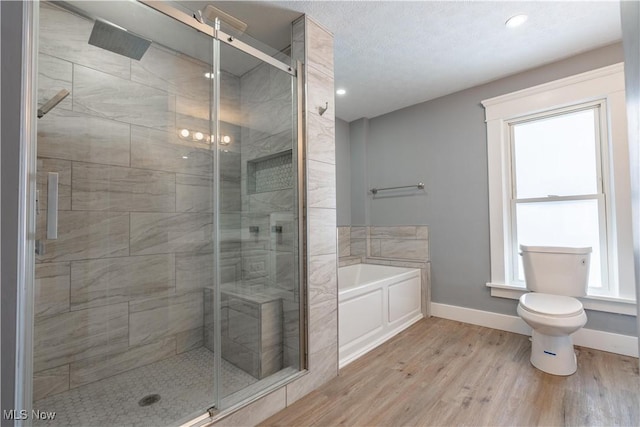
[261,318,639,427]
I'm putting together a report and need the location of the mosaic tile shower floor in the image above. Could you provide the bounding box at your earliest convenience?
[33,348,257,427]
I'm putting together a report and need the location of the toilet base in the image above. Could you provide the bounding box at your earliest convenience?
[529,330,578,376]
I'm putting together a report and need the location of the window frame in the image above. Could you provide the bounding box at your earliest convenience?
[482,63,636,315]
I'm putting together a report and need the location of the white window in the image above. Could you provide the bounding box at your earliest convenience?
[482,63,636,315]
[510,104,607,289]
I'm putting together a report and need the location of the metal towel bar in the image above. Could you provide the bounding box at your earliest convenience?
[370,182,425,194]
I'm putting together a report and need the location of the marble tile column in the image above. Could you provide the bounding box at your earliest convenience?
[285,15,338,406]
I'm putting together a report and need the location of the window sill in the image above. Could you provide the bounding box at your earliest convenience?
[486,282,637,316]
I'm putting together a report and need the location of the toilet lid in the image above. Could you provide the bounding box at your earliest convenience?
[519,293,584,317]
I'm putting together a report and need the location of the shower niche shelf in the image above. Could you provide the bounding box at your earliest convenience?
[247,150,293,194]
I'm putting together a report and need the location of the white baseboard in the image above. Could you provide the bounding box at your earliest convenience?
[431,303,638,358]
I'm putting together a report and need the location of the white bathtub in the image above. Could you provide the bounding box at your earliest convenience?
[338,263,423,368]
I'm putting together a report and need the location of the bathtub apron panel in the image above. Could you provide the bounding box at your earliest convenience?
[338,264,423,368]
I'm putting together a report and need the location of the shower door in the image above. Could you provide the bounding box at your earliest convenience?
[31,0,302,424]
[213,31,301,410]
[34,2,217,425]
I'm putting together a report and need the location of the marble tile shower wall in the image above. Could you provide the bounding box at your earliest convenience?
[237,58,297,370]
[239,60,294,292]
[33,4,238,400]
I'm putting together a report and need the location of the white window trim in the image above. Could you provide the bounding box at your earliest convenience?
[482,63,637,315]
[507,101,610,289]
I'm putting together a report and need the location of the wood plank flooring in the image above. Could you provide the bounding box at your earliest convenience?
[261,318,639,426]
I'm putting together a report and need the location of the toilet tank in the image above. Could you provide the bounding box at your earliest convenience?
[520,245,591,296]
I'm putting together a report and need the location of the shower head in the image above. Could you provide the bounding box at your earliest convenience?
[201,5,248,34]
[38,89,70,119]
[88,19,152,60]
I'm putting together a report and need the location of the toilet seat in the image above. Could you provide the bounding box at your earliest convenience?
[519,293,583,317]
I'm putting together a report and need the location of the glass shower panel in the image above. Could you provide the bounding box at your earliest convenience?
[34,2,216,425]
[216,42,300,408]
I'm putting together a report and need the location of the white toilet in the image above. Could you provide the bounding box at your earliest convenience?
[517,245,591,376]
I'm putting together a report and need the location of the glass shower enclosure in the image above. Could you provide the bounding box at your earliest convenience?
[31,1,303,424]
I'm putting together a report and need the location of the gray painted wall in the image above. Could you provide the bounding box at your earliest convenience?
[344,42,637,335]
[349,118,369,225]
[1,1,24,422]
[335,118,351,226]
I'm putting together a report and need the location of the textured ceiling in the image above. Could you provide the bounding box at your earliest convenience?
[180,1,623,122]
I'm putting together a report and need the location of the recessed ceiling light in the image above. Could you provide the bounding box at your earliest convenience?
[336,88,346,95]
[505,14,528,28]
[204,72,214,79]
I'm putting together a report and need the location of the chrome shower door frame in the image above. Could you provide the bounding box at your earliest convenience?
[15,1,39,423]
[138,1,296,77]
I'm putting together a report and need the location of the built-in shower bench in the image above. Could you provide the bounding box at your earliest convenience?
[204,285,283,379]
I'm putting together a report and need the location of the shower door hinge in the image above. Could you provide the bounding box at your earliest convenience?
[207,406,217,417]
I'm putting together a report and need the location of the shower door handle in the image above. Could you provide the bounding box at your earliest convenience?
[47,172,58,239]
